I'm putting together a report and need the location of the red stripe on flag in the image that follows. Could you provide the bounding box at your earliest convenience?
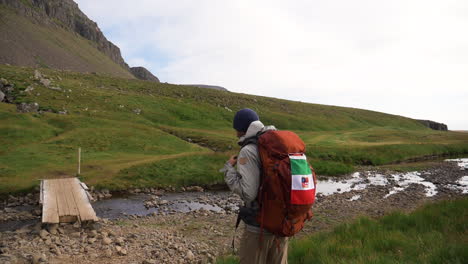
[291,189,316,205]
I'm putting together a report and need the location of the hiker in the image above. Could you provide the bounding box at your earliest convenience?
[222,108,288,264]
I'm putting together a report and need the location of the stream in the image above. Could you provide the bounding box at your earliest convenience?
[1,158,467,231]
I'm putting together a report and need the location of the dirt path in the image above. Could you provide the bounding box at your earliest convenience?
[0,161,466,264]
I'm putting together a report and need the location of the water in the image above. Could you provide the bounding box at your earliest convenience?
[93,192,224,219]
[445,158,468,170]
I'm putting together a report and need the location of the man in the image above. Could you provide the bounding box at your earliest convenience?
[222,108,288,264]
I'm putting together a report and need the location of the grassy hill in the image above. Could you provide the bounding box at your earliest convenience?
[1,64,467,193]
[0,4,134,79]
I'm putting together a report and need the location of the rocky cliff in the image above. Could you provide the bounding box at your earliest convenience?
[0,0,159,80]
[0,0,128,69]
[417,120,448,131]
[130,67,160,82]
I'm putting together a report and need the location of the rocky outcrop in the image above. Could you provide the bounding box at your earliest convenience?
[130,67,160,82]
[0,0,129,71]
[417,120,448,131]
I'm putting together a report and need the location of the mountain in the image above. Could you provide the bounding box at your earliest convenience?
[0,0,159,80]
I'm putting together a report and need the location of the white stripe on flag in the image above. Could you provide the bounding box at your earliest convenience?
[291,174,315,190]
[289,154,307,160]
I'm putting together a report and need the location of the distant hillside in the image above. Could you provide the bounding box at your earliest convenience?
[183,84,228,91]
[0,0,159,80]
[1,64,467,193]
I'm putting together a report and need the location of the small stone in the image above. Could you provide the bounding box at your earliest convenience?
[89,230,98,237]
[105,248,112,257]
[34,70,42,80]
[119,248,127,256]
[115,237,125,245]
[186,250,195,260]
[142,260,157,264]
[50,245,61,255]
[70,232,81,238]
[39,229,49,239]
[40,78,51,87]
[48,224,58,235]
[25,85,34,92]
[102,237,112,245]
[88,238,96,244]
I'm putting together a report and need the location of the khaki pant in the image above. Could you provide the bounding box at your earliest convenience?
[239,228,288,264]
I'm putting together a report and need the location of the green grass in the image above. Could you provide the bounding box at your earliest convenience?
[218,198,468,264]
[1,64,467,193]
[288,198,468,264]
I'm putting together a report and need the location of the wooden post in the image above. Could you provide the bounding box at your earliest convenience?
[78,147,81,176]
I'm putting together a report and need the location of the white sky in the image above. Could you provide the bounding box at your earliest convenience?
[74,0,468,130]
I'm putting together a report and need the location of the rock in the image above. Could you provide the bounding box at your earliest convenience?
[34,70,42,80]
[31,254,40,264]
[39,229,49,239]
[130,67,160,82]
[142,260,157,264]
[58,110,67,115]
[133,108,141,115]
[40,78,51,87]
[186,186,204,192]
[115,237,125,245]
[105,248,112,257]
[89,230,98,237]
[17,102,39,113]
[25,85,34,92]
[49,86,62,91]
[116,246,127,255]
[0,91,4,102]
[102,237,112,245]
[159,200,168,205]
[186,250,195,260]
[88,238,96,244]
[0,78,8,86]
[50,245,61,255]
[70,232,81,238]
[48,224,58,235]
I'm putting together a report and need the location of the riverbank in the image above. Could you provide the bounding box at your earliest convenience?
[0,160,466,263]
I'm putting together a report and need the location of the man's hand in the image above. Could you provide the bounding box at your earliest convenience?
[228,155,238,166]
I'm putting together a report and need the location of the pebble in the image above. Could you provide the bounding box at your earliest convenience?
[186,250,195,260]
[102,237,112,245]
[115,237,125,245]
[39,230,49,239]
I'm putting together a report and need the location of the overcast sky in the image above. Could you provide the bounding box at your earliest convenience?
[74,0,468,130]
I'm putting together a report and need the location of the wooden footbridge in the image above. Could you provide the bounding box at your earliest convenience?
[40,177,98,223]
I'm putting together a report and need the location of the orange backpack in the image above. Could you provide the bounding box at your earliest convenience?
[256,130,316,237]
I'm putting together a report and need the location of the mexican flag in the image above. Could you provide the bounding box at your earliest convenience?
[290,153,316,205]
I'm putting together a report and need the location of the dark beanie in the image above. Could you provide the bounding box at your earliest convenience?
[233,108,259,132]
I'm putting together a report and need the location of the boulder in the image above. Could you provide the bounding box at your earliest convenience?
[130,67,160,82]
[34,70,43,80]
[39,78,51,87]
[0,91,4,102]
[17,102,39,113]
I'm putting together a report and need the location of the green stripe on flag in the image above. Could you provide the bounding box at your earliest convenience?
[290,158,311,175]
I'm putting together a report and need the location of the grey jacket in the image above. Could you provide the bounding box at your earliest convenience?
[223,120,276,232]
